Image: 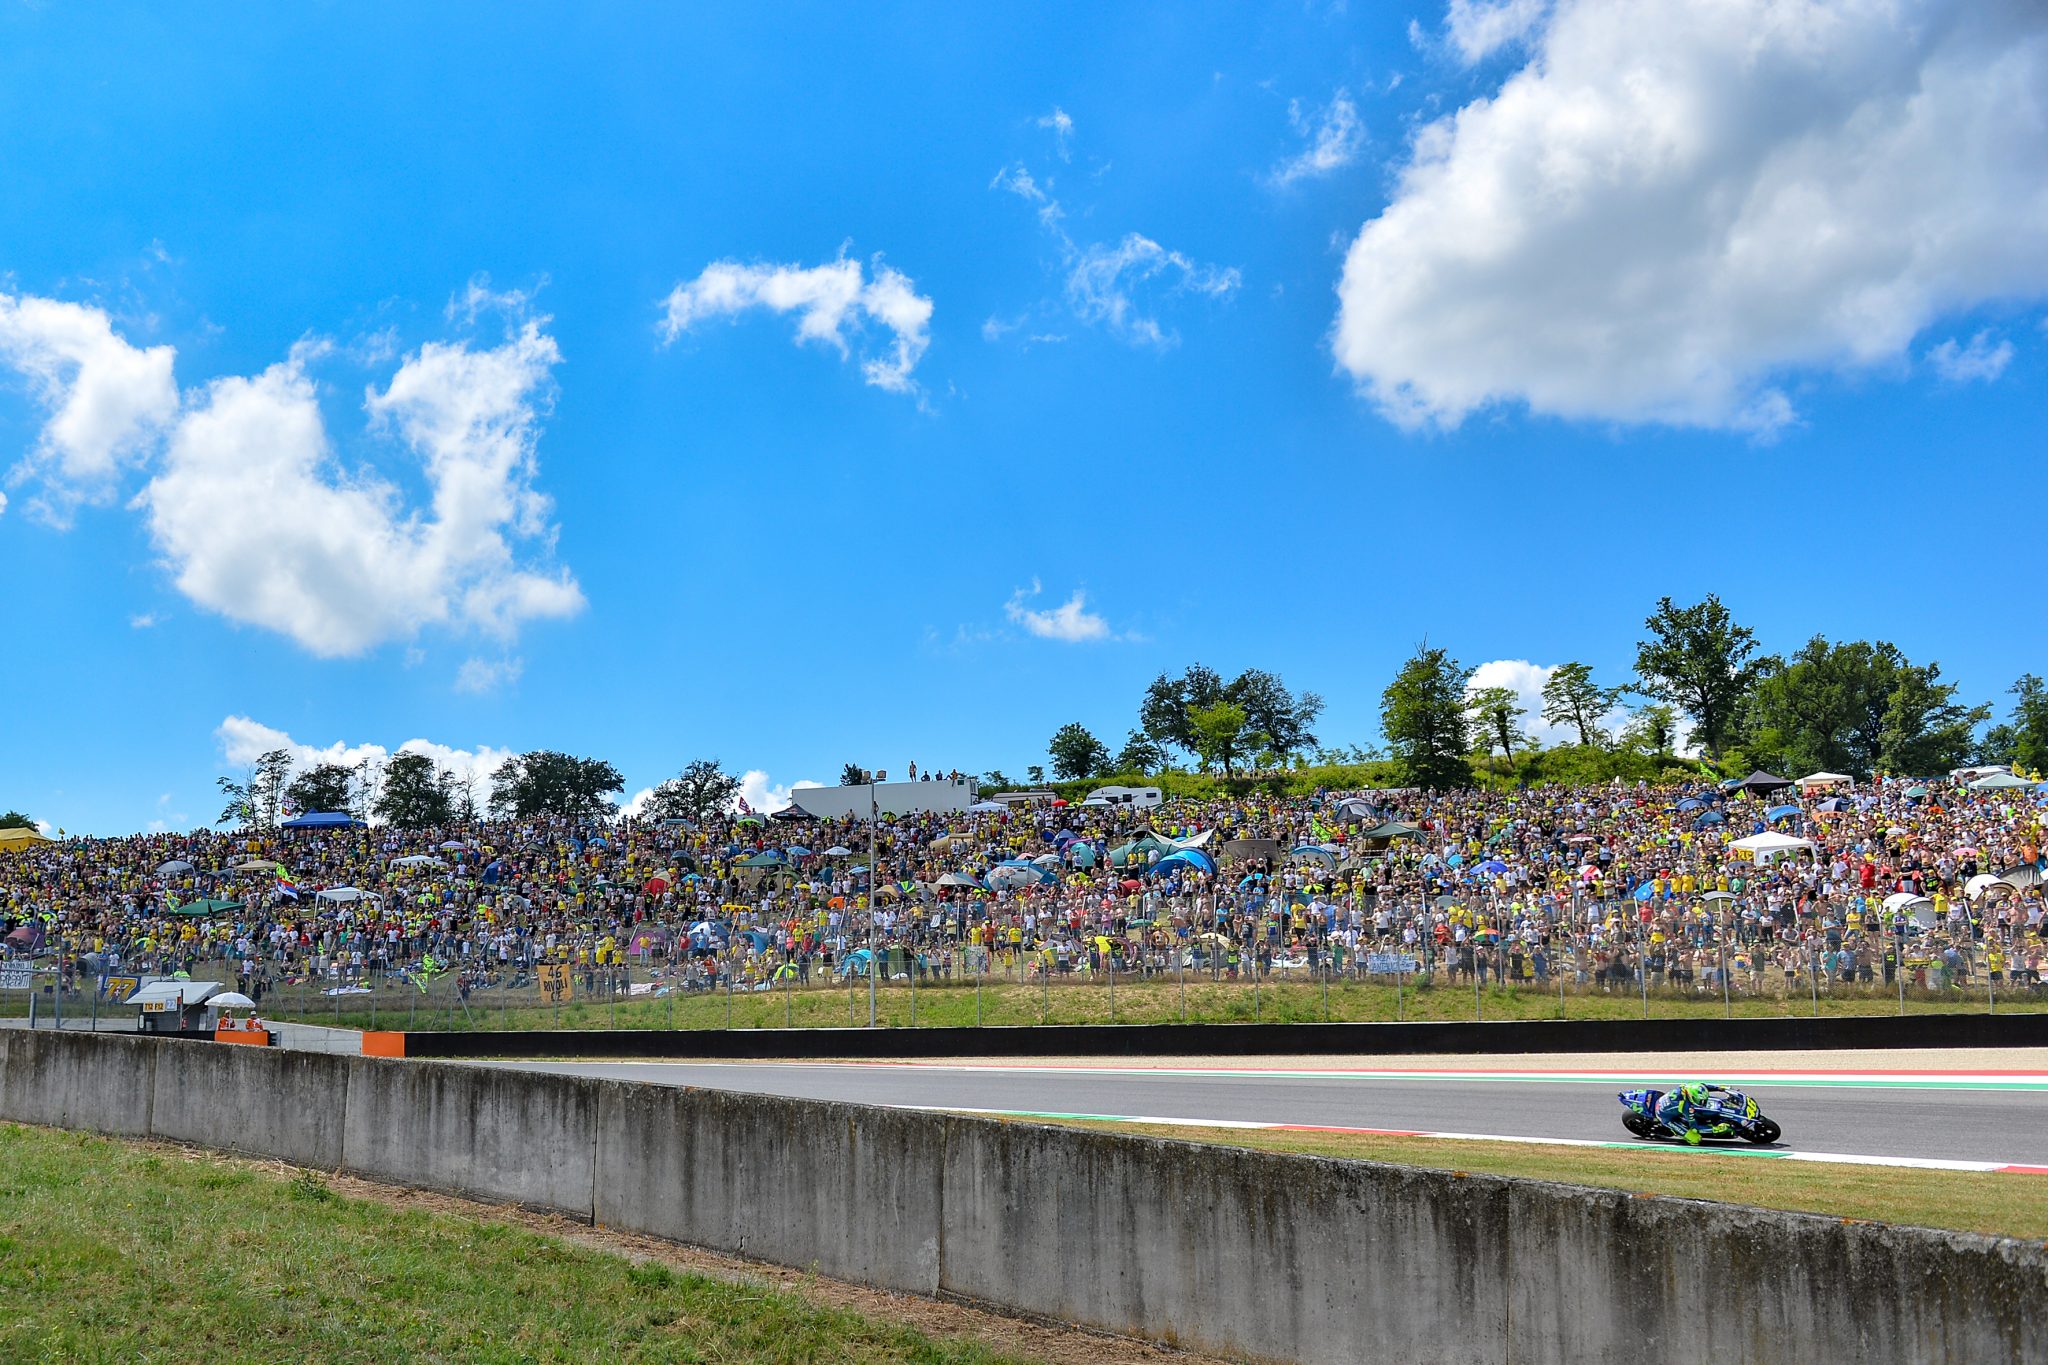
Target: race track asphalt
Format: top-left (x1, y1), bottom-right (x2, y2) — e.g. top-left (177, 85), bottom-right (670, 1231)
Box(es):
top-left (477, 1059), bottom-right (2048, 1166)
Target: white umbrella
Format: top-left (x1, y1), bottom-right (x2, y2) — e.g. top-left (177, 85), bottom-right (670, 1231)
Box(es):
top-left (208, 991), bottom-right (256, 1008)
top-left (824, 846), bottom-right (852, 857)
top-left (438, 840), bottom-right (468, 851)
top-left (391, 854), bottom-right (446, 868)
top-left (315, 886), bottom-right (379, 903)
top-left (157, 859), bottom-right (195, 875)
top-left (232, 859), bottom-right (276, 872)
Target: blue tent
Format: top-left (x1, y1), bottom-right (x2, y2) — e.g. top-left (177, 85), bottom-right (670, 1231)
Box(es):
top-left (1150, 849), bottom-right (1215, 877)
top-left (280, 811), bottom-right (362, 830)
top-left (1765, 804), bottom-right (1802, 822)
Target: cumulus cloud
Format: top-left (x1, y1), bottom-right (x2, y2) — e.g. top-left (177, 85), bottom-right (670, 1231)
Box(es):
top-left (1004, 579), bottom-right (1112, 642)
top-left (738, 770), bottom-right (822, 814)
top-left (658, 254), bottom-right (933, 394)
top-left (217, 714), bottom-right (514, 815)
top-left (1271, 91), bottom-right (1366, 186)
top-left (1442, 0), bottom-right (1547, 63)
top-left (1927, 329), bottom-right (2015, 384)
top-left (139, 318), bottom-right (583, 658)
top-left (1336, 0), bottom-right (2048, 434)
top-left (0, 291), bottom-right (178, 524)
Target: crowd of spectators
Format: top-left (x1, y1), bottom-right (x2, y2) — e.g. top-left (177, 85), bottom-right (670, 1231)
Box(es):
top-left (4, 768), bottom-right (2046, 1011)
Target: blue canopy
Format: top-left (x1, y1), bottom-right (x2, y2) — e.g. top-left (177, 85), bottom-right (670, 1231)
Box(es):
top-left (1765, 804), bottom-right (1802, 822)
top-left (280, 811), bottom-right (362, 830)
top-left (1693, 811), bottom-right (1726, 828)
top-left (1674, 798), bottom-right (1705, 811)
top-left (1474, 858), bottom-right (1508, 875)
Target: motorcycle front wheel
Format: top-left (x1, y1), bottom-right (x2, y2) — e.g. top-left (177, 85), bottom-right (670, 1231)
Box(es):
top-left (1742, 1118), bottom-right (1782, 1145)
top-left (1622, 1112), bottom-right (1655, 1138)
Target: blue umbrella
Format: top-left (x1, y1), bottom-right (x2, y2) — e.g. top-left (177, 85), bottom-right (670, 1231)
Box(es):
top-left (1675, 798), bottom-right (1704, 812)
top-left (1765, 804), bottom-right (1802, 823)
top-left (1694, 811), bottom-right (1726, 828)
top-left (1475, 858), bottom-right (1508, 875)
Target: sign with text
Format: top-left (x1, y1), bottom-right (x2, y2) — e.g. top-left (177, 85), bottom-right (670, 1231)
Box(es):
top-left (537, 962), bottom-right (572, 1004)
top-left (101, 975), bottom-right (142, 1004)
top-left (1365, 953), bottom-right (1420, 975)
top-left (0, 963), bottom-right (34, 991)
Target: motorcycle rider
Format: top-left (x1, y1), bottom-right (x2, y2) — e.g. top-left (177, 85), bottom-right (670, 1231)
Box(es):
top-left (1654, 1082), bottom-right (1718, 1145)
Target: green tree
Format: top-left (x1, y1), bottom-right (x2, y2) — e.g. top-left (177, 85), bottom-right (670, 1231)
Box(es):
top-left (1540, 662), bottom-right (1621, 747)
top-left (1465, 685), bottom-right (1528, 767)
top-left (838, 762), bottom-right (868, 786)
top-left (1632, 594), bottom-right (1765, 758)
top-left (1047, 723), bottom-right (1112, 781)
top-left (1999, 676), bottom-right (2048, 773)
top-left (1113, 729), bottom-right (1166, 774)
top-left (1380, 645), bottom-right (1472, 790)
top-left (1877, 665), bottom-right (1988, 776)
top-left (375, 751), bottom-right (456, 829)
top-left (980, 769), bottom-right (1013, 791)
top-left (1226, 668), bottom-right (1324, 761)
top-left (1187, 701), bottom-right (1252, 776)
top-left (1139, 664), bottom-right (1226, 755)
top-left (217, 748), bottom-right (292, 827)
top-left (637, 759), bottom-right (741, 823)
top-left (1026, 765), bottom-right (1045, 785)
top-left (488, 750), bottom-right (624, 821)
top-left (1620, 704), bottom-right (1679, 758)
top-left (285, 763), bottom-right (356, 817)
top-left (0, 811), bottom-right (35, 830)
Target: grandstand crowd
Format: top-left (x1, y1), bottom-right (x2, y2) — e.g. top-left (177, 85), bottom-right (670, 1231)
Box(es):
top-left (4, 769), bottom-right (2047, 1008)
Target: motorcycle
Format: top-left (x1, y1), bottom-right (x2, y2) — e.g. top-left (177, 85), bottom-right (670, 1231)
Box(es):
top-left (1617, 1085), bottom-right (1782, 1145)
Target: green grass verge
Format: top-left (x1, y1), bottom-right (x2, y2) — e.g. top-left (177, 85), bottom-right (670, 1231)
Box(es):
top-left (1050, 1120), bottom-right (2048, 1241)
top-left (277, 975), bottom-right (2048, 1033)
top-left (0, 1122), bottom-right (1043, 1365)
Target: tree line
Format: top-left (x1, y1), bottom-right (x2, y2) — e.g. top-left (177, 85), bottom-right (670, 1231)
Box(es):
top-left (1046, 595), bottom-right (2047, 791)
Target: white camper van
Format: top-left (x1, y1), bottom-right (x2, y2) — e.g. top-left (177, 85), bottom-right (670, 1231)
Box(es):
top-left (1083, 785), bottom-right (1163, 810)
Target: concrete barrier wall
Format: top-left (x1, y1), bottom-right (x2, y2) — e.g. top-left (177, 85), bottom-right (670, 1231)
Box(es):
top-left (3, 1029), bottom-right (2044, 1364)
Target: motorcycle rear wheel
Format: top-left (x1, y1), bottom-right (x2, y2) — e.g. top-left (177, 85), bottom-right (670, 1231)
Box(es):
top-left (1622, 1112), bottom-right (1655, 1138)
top-left (1742, 1118), bottom-right (1782, 1145)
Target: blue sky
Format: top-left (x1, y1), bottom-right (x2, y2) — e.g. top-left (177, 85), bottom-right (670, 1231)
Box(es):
top-left (2, 1), bottom-right (2044, 833)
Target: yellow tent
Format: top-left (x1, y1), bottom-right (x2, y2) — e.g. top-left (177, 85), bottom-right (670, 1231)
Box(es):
top-left (0, 827), bottom-right (52, 852)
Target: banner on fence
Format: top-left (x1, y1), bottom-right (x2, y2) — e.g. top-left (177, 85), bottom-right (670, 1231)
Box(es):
top-left (538, 962), bottom-right (572, 1004)
top-left (1366, 953), bottom-right (1420, 975)
top-left (101, 974), bottom-right (141, 1004)
top-left (0, 963), bottom-right (34, 991)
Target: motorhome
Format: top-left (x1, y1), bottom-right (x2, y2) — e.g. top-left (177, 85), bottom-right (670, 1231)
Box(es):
top-left (1083, 785), bottom-right (1163, 810)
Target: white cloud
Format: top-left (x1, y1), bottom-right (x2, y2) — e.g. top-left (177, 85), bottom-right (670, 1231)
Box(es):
top-left (738, 769), bottom-right (822, 814)
top-left (216, 714), bottom-right (513, 816)
top-left (1004, 578), bottom-right (1112, 642)
top-left (1336, 0), bottom-right (2048, 434)
top-left (993, 156), bottom-right (1239, 346)
top-left (453, 656), bottom-right (523, 694)
top-left (657, 254), bottom-right (933, 394)
top-left (0, 292), bottom-right (178, 524)
top-left (139, 317), bottom-right (582, 658)
top-left (1271, 92), bottom-right (1365, 186)
top-left (1065, 235), bottom-right (1241, 348)
top-left (1927, 329), bottom-right (2014, 384)
top-left (1443, 0), bottom-right (1547, 63)
top-left (129, 612), bottom-right (157, 629)
top-left (1037, 106), bottom-right (1075, 161)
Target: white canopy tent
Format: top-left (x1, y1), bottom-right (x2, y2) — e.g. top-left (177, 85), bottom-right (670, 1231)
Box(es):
top-left (1795, 772), bottom-right (1853, 791)
top-left (1882, 890), bottom-right (1939, 927)
top-left (1728, 831), bottom-right (1812, 865)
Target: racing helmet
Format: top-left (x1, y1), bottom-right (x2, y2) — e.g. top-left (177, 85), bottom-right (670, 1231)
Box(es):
top-left (1680, 1082), bottom-right (1711, 1106)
